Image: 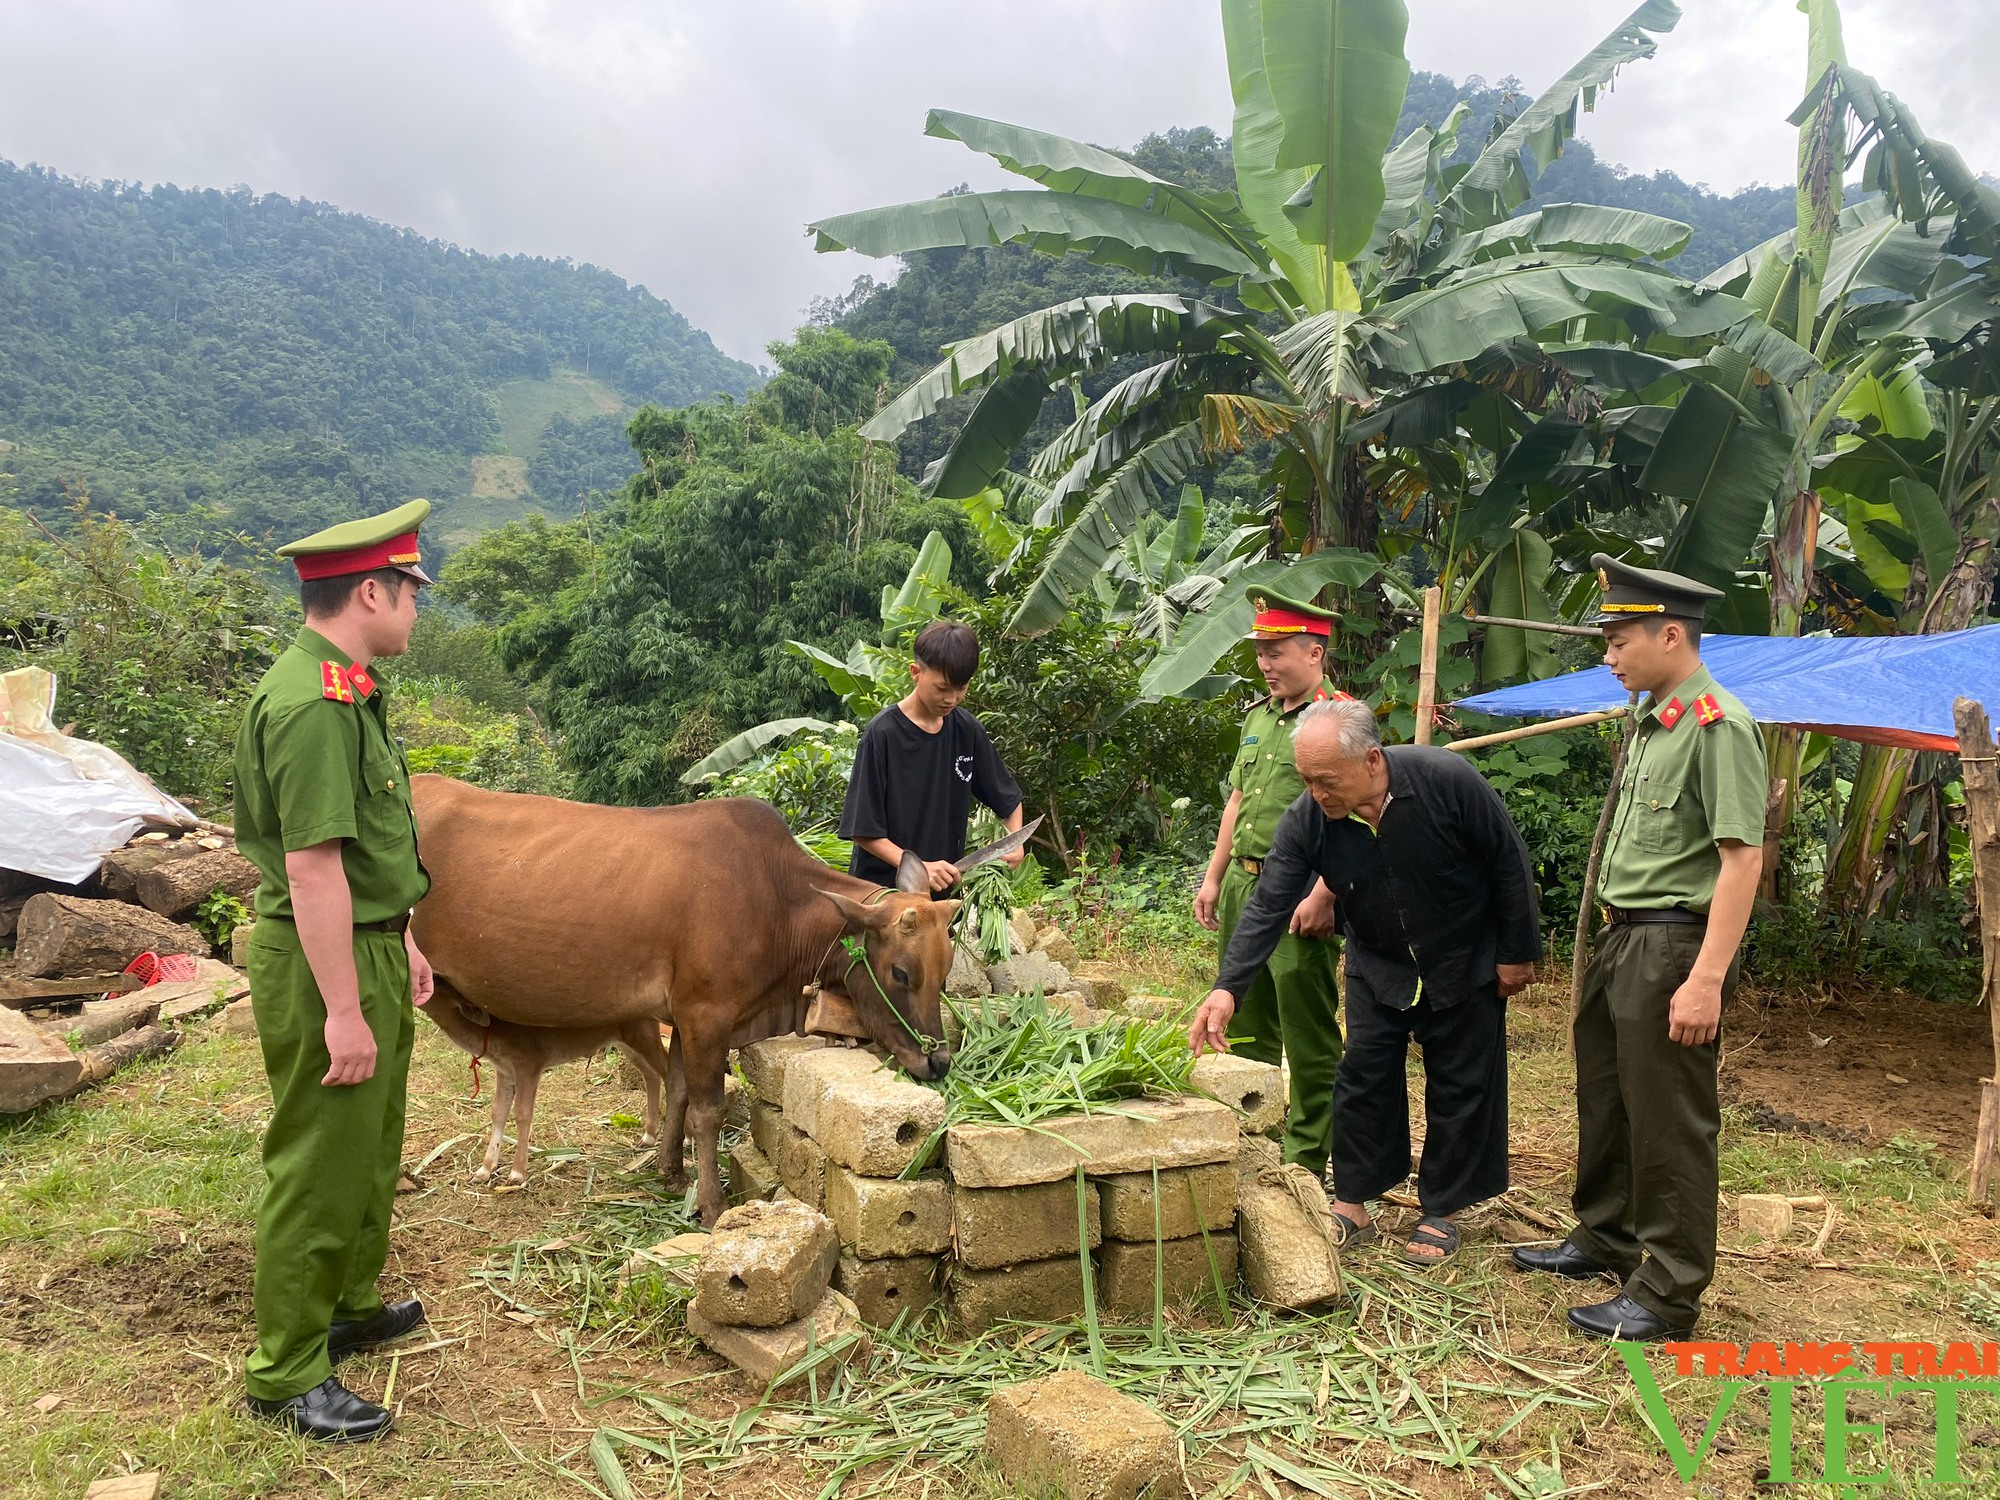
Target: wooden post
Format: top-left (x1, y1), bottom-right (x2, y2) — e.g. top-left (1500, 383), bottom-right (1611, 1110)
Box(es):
top-left (1414, 586), bottom-right (1442, 746)
top-left (1444, 707), bottom-right (1628, 754)
top-left (1956, 698), bottom-right (2000, 1204)
top-left (1570, 694), bottom-right (1643, 1045)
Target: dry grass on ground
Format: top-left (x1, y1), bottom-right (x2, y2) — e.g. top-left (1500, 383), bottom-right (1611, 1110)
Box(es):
top-left (5, 948), bottom-right (2000, 1498)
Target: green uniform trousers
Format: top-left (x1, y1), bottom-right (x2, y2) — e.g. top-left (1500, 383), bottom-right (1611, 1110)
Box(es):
top-left (1570, 921), bottom-right (1739, 1328)
top-left (1217, 862), bottom-right (1343, 1177)
top-left (244, 922), bottom-right (415, 1401)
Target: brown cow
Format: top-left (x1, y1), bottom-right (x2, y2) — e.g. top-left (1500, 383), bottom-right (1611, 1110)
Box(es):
top-left (408, 776), bottom-right (959, 1224)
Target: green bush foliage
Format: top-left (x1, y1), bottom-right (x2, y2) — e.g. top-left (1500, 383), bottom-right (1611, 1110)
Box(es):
top-left (388, 675), bottom-right (570, 799)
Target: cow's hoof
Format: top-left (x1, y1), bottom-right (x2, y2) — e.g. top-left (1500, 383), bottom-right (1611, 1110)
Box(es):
top-left (660, 1171), bottom-right (689, 1193)
top-left (506, 1171), bottom-right (527, 1187)
top-left (470, 1167), bottom-right (493, 1185)
top-left (638, 1131), bottom-right (658, 1147)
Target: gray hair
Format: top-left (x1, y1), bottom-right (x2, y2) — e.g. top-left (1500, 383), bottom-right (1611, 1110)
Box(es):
top-left (1296, 698), bottom-right (1380, 761)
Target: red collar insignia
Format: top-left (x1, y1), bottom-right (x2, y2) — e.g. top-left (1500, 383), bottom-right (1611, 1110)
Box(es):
top-left (1657, 696), bottom-right (1685, 729)
top-left (321, 660), bottom-right (355, 703)
top-left (1694, 693), bottom-right (1725, 726)
top-left (346, 665), bottom-right (376, 701)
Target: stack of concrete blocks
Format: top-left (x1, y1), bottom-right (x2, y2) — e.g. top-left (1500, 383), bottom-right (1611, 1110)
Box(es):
top-left (686, 1199), bottom-right (868, 1390)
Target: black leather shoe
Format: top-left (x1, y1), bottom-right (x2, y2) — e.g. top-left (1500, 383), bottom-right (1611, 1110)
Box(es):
top-left (1566, 1293), bottom-right (1693, 1342)
top-left (328, 1299), bottom-right (427, 1365)
top-left (1510, 1241), bottom-right (1618, 1280)
top-left (246, 1376), bottom-right (393, 1442)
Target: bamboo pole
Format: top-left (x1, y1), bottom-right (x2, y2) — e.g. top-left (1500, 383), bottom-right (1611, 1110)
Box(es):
top-left (1461, 612), bottom-right (1605, 640)
top-left (1955, 697), bottom-right (2000, 1205)
top-left (1414, 586), bottom-right (1442, 746)
top-left (1569, 694), bottom-right (1644, 1049)
top-left (1445, 707), bottom-right (1628, 754)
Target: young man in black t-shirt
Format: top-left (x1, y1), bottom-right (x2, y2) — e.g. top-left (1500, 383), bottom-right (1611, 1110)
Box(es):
top-left (838, 621), bottom-right (1025, 892)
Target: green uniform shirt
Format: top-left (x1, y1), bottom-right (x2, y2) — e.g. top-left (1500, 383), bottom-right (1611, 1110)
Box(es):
top-left (1227, 681), bottom-right (1348, 862)
top-left (1596, 664), bottom-right (1766, 912)
top-left (233, 627), bottom-right (429, 923)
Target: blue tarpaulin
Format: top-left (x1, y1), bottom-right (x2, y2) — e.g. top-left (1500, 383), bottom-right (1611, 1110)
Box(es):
top-left (1456, 624), bottom-right (2000, 752)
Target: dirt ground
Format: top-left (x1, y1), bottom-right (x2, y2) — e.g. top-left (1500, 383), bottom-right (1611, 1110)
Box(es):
top-left (6, 970), bottom-right (2000, 1499)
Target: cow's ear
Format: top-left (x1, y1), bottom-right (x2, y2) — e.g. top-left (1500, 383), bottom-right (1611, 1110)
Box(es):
top-left (817, 889), bottom-right (892, 932)
top-left (894, 851), bottom-right (929, 893)
top-left (932, 899), bottom-right (963, 926)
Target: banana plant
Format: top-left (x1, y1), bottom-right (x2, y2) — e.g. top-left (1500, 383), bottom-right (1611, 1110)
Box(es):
top-left (1091, 485), bottom-right (1264, 644)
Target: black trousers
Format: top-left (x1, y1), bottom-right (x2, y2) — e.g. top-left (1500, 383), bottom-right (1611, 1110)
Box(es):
top-left (1331, 965), bottom-right (1510, 1217)
top-left (1570, 921), bottom-right (1736, 1326)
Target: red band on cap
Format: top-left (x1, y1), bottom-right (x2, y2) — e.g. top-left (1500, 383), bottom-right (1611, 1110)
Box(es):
top-left (293, 531), bottom-right (423, 581)
top-left (1251, 608), bottom-right (1332, 637)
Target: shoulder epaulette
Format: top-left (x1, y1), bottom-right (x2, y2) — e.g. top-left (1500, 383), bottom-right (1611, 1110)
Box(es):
top-left (1693, 693), bottom-right (1725, 727)
top-left (321, 661), bottom-right (355, 703)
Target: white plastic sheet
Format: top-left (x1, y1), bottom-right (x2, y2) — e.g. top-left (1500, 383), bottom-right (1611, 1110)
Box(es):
top-left (0, 667), bottom-right (196, 883)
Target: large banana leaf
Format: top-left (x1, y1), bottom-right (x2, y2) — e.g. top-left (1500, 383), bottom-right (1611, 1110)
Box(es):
top-left (1815, 64), bottom-right (2000, 258)
top-left (860, 295), bottom-right (1247, 444)
top-left (1010, 423), bottom-right (1209, 634)
top-left (1430, 203), bottom-right (1693, 272)
top-left (1442, 0), bottom-right (1682, 231)
top-left (1138, 550), bottom-right (1383, 699)
top-left (1365, 257), bottom-right (1749, 375)
top-left (1219, 0), bottom-right (1323, 307)
top-left (680, 718), bottom-right (840, 787)
top-left (879, 529), bottom-right (955, 639)
top-left (1260, 0), bottom-right (1410, 264)
top-left (1644, 382), bottom-right (1791, 588)
top-left (808, 190), bottom-right (1256, 284)
top-left (1274, 305), bottom-right (1373, 409)
top-left (926, 371), bottom-right (1048, 500)
top-left (1888, 475), bottom-right (1956, 597)
top-left (1481, 528), bottom-right (1559, 683)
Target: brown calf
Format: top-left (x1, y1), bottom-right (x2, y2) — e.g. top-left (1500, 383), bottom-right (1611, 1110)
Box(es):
top-left (418, 994), bottom-right (670, 1186)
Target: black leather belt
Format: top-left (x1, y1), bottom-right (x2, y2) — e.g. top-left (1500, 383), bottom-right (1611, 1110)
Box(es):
top-left (266, 912), bottom-right (410, 935)
top-left (1604, 906), bottom-right (1705, 927)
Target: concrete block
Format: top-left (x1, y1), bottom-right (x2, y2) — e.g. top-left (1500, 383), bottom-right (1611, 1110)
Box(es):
top-left (814, 1068), bottom-right (946, 1177)
top-left (1737, 1193), bottom-right (1794, 1242)
top-left (622, 1230), bottom-right (710, 1283)
top-left (694, 1199), bottom-right (839, 1328)
top-left (955, 1179), bottom-right (1102, 1270)
top-left (1233, 1135), bottom-right (1281, 1182)
top-left (781, 1047), bottom-right (886, 1137)
top-left (834, 1252), bottom-right (941, 1328)
top-left (1236, 1179), bottom-right (1342, 1310)
top-left (687, 1287), bottom-right (870, 1393)
top-left (738, 1034), bottom-right (826, 1103)
top-left (824, 1164), bottom-right (952, 1258)
top-left (985, 1369), bottom-right (1189, 1500)
top-left (770, 1118), bottom-right (829, 1210)
top-left (1191, 1053), bottom-right (1286, 1136)
top-left (988, 951), bottom-right (1073, 997)
top-left (724, 1072), bottom-right (749, 1131)
top-left (1033, 926), bottom-right (1079, 967)
top-left (1067, 961), bottom-right (1129, 1012)
top-left (1095, 1162), bottom-right (1239, 1241)
top-left (726, 1140), bottom-right (781, 1206)
top-left (749, 1098), bottom-right (787, 1163)
top-left (950, 1255), bottom-right (1093, 1335)
top-left (947, 1098), bottom-right (1239, 1189)
top-left (1098, 1234), bottom-right (1238, 1319)
top-left (229, 921), bottom-right (253, 967)
top-left (947, 944), bottom-right (992, 997)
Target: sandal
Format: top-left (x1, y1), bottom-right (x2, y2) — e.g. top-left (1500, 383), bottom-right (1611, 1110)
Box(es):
top-left (1330, 1211), bottom-right (1375, 1249)
top-left (1400, 1216), bottom-right (1460, 1267)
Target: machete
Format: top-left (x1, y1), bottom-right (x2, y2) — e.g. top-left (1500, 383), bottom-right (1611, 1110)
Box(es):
top-left (890, 814), bottom-right (1045, 893)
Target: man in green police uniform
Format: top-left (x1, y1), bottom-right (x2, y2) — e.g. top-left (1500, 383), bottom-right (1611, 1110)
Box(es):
top-left (234, 500), bottom-right (437, 1440)
top-left (1193, 591), bottom-right (1350, 1176)
top-left (1512, 554), bottom-right (1765, 1340)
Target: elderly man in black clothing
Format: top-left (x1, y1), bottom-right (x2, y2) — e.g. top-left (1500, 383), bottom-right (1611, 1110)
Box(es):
top-left (1189, 698), bottom-right (1542, 1267)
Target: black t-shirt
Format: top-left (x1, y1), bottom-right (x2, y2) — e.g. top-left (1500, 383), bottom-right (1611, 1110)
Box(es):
top-left (838, 704), bottom-right (1023, 886)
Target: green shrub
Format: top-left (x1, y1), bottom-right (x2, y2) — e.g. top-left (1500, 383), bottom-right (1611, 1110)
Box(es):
top-left (389, 675), bottom-right (571, 798)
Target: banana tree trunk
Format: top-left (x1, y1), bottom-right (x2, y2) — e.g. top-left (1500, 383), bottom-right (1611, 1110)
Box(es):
top-left (1761, 489), bottom-right (1822, 896)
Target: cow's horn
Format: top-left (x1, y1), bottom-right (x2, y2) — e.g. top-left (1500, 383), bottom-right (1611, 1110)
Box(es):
top-left (897, 907), bottom-right (919, 934)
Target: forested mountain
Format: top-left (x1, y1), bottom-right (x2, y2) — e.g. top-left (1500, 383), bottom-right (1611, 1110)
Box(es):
top-left (0, 162), bottom-right (755, 548)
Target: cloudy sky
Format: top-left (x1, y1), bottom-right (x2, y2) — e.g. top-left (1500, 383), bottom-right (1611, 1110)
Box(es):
top-left (1, 1), bottom-right (1991, 366)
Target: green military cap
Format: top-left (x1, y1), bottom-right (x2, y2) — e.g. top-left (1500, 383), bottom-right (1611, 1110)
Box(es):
top-left (278, 499), bottom-right (434, 584)
top-left (1588, 551), bottom-right (1721, 626)
top-left (1246, 589), bottom-right (1343, 640)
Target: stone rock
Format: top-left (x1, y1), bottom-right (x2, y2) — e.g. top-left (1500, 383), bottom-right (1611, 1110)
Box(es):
top-left (214, 996), bottom-right (258, 1038)
top-left (985, 1370), bottom-right (1189, 1500)
top-left (1233, 1135), bottom-right (1281, 1182)
top-left (947, 1098), bottom-right (1238, 1189)
top-left (1737, 1193), bottom-right (1794, 1242)
top-left (947, 944), bottom-right (993, 997)
top-left (1236, 1179), bottom-right (1343, 1310)
top-left (1095, 1162), bottom-right (1239, 1241)
top-left (824, 1165), bottom-right (952, 1258)
top-left (622, 1230), bottom-right (711, 1283)
top-left (687, 1287), bottom-right (870, 1392)
top-left (1121, 994), bottom-right (1191, 1024)
top-left (694, 1199), bottom-right (839, 1329)
top-left (987, 951), bottom-right (1073, 997)
top-left (780, 1047), bottom-right (886, 1138)
top-left (955, 1179), bottom-right (1102, 1270)
top-left (770, 1118), bottom-right (830, 1210)
top-left (1067, 961), bottom-right (1130, 1012)
top-left (1098, 1234), bottom-right (1239, 1319)
top-left (1033, 926), bottom-right (1079, 968)
top-left (1191, 1053), bottom-right (1286, 1136)
top-left (1044, 991), bottom-right (1110, 1028)
top-left (834, 1252), bottom-right (942, 1327)
top-left (726, 1140), bottom-right (781, 1206)
top-left (814, 1068), bottom-right (946, 1177)
top-left (1007, 910), bottom-right (1038, 955)
top-left (738, 1034), bottom-right (826, 1104)
top-left (229, 921), bottom-right (254, 968)
top-left (951, 1256), bottom-right (1093, 1335)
